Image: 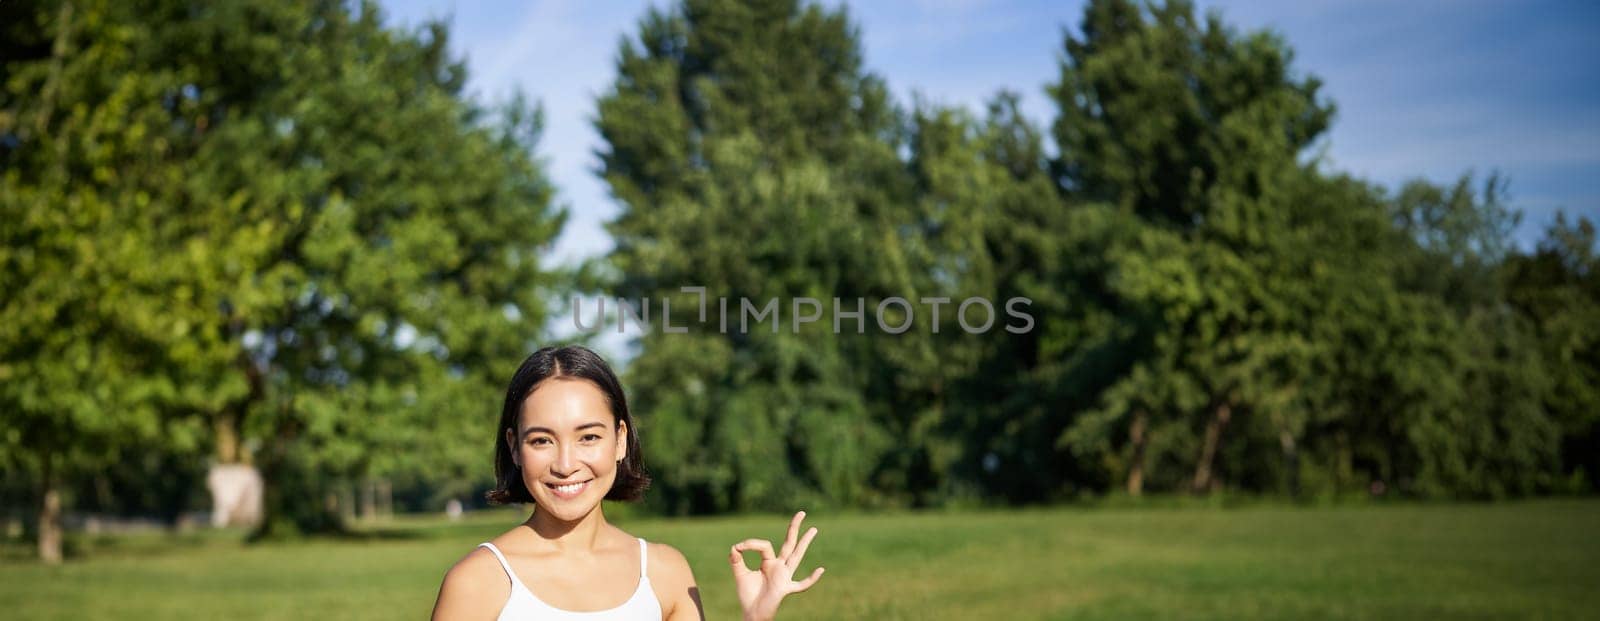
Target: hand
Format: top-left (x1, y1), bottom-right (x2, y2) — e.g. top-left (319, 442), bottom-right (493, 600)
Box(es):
top-left (729, 511), bottom-right (825, 621)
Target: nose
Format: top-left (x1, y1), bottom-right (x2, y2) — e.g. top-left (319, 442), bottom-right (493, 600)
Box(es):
top-left (552, 443), bottom-right (577, 477)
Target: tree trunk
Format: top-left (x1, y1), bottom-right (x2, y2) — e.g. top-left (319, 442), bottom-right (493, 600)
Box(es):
top-left (215, 410), bottom-right (241, 464)
top-left (341, 484), bottom-right (356, 522)
top-left (378, 479), bottom-right (393, 519)
top-left (1336, 431), bottom-right (1352, 491)
top-left (209, 410), bottom-right (264, 528)
top-left (38, 451), bottom-right (63, 564)
top-left (1191, 402), bottom-right (1232, 493)
top-left (218, 347), bottom-right (265, 466)
top-left (1125, 408), bottom-right (1148, 496)
top-left (1279, 427), bottom-right (1300, 496)
top-left (361, 479), bottom-right (377, 521)
top-left (33, 1), bottom-right (74, 140)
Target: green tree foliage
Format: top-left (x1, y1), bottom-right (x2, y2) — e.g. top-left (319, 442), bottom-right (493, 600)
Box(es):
top-left (6, 0), bottom-right (1596, 565)
top-left (2, 0), bottom-right (565, 557)
top-left (598, 0), bottom-right (1596, 509)
top-left (597, 0), bottom-right (921, 513)
top-left (1048, 0), bottom-right (1340, 496)
top-left (1046, 0), bottom-right (1575, 500)
top-left (1506, 215), bottom-right (1600, 490)
top-left (901, 95), bottom-right (1091, 503)
top-left (2, 0), bottom-right (213, 563)
top-left (1373, 177), bottom-right (1561, 497)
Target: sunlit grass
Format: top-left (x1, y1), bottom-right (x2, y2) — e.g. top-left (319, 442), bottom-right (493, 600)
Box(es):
top-left (2, 500), bottom-right (1596, 619)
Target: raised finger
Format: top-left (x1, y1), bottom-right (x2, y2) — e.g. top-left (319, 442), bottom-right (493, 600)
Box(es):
top-left (780, 511), bottom-right (806, 557)
top-left (733, 538), bottom-right (777, 562)
top-left (787, 525), bottom-right (818, 568)
top-left (790, 567), bottom-right (825, 593)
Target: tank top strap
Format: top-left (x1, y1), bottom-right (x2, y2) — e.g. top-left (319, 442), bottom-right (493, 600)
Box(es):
top-left (477, 542), bottom-right (527, 591)
top-left (637, 538), bottom-right (649, 579)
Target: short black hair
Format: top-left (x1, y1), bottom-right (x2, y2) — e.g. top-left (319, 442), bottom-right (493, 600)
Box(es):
top-left (486, 345), bottom-right (649, 504)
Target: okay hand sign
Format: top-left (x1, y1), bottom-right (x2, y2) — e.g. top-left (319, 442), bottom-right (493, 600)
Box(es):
top-left (728, 511), bottom-right (825, 621)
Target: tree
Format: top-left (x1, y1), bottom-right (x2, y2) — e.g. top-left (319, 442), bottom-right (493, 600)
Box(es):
top-left (1363, 176), bottom-right (1561, 497)
top-left (1505, 214), bottom-right (1600, 490)
top-left (1047, 0), bottom-right (1336, 495)
top-left (598, 0), bottom-right (944, 512)
top-left (2, 0), bottom-right (566, 556)
top-left (2, 0), bottom-right (211, 563)
top-left (902, 94), bottom-right (1098, 503)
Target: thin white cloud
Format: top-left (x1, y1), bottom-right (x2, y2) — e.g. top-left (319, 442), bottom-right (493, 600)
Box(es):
top-left (383, 0), bottom-right (1597, 261)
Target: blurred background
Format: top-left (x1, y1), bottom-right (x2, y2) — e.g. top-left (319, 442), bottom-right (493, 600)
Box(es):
top-left (2, 0), bottom-right (1598, 618)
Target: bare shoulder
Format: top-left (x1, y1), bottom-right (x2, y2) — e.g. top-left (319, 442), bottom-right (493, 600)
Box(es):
top-left (647, 541), bottom-right (695, 583)
top-left (431, 546), bottom-right (510, 621)
top-left (645, 541), bottom-right (703, 620)
top-left (445, 545), bottom-right (506, 585)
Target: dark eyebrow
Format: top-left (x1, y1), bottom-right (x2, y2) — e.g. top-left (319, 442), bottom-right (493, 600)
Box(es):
top-left (520, 421), bottom-right (607, 438)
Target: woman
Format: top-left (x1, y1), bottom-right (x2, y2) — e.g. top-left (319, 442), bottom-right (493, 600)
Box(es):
top-left (431, 345), bottom-right (824, 620)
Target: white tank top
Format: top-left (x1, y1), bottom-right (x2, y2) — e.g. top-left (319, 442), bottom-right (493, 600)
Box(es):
top-left (477, 538), bottom-right (663, 620)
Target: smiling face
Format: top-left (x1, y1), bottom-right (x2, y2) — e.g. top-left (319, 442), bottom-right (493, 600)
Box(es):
top-left (505, 378), bottom-right (628, 522)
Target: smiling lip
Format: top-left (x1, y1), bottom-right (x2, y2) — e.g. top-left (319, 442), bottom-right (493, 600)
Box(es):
top-left (544, 479), bottom-right (593, 499)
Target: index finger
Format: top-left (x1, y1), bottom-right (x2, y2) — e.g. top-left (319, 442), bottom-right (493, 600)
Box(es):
top-left (733, 538), bottom-right (777, 562)
top-left (780, 511), bottom-right (807, 557)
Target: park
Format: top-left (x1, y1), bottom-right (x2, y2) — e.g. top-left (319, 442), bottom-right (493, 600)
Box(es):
top-left (3, 0), bottom-right (1597, 618)
top-left (4, 501), bottom-right (1599, 618)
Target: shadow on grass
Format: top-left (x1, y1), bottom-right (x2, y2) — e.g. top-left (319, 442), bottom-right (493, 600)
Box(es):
top-left (1, 528), bottom-right (236, 563)
top-left (245, 518), bottom-right (432, 544)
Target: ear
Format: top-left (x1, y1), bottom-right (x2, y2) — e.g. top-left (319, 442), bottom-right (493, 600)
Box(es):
top-left (614, 419), bottom-right (629, 463)
top-left (505, 427), bottom-right (520, 468)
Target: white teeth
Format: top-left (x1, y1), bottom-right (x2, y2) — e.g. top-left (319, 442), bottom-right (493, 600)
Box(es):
top-left (552, 481), bottom-right (586, 494)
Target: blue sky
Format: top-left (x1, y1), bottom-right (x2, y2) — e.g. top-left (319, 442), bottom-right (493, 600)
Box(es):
top-left (378, 0), bottom-right (1599, 264)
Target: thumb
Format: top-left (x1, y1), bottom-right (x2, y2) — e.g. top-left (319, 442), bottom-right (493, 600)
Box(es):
top-left (729, 545), bottom-right (752, 576)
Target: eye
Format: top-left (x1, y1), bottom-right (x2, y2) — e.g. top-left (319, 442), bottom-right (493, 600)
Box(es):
top-left (580, 433), bottom-right (602, 443)
top-left (529, 436), bottom-right (552, 446)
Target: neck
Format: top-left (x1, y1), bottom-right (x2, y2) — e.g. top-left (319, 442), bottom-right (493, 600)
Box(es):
top-left (525, 503), bottom-right (609, 551)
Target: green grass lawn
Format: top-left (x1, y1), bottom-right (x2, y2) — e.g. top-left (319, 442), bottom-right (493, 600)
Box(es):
top-left (2, 499), bottom-right (1597, 619)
